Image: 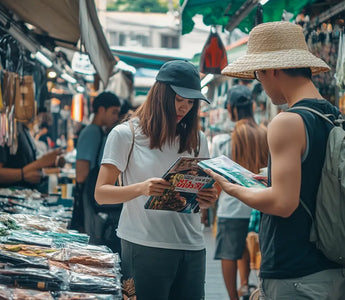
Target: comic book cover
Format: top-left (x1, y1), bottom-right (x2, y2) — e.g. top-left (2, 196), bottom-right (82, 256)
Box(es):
top-left (197, 155), bottom-right (266, 189)
top-left (144, 157), bottom-right (215, 213)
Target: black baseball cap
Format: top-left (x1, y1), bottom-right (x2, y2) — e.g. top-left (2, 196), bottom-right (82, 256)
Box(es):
top-left (156, 60), bottom-right (210, 103)
top-left (225, 85), bottom-right (252, 108)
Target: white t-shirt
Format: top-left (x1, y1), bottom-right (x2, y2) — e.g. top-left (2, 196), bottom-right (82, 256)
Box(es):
top-left (211, 133), bottom-right (252, 219)
top-left (102, 118), bottom-right (209, 250)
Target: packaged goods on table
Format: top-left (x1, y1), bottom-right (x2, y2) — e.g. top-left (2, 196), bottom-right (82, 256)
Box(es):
top-left (0, 249), bottom-right (49, 269)
top-left (0, 267), bottom-right (67, 291)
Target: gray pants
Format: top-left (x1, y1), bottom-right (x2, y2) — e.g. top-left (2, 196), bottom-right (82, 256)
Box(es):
top-left (121, 239), bottom-right (206, 300)
top-left (260, 268), bottom-right (345, 300)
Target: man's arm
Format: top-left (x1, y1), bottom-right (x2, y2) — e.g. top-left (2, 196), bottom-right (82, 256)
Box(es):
top-left (206, 112), bottom-right (306, 217)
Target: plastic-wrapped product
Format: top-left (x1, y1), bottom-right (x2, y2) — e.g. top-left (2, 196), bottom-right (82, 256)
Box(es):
top-left (2, 230), bottom-right (53, 247)
top-left (11, 287), bottom-right (54, 299)
top-left (0, 284), bottom-right (11, 300)
top-left (64, 242), bottom-right (112, 253)
top-left (1, 243), bottom-right (58, 258)
top-left (69, 263), bottom-right (117, 278)
top-left (0, 267), bottom-right (66, 291)
top-left (0, 249), bottom-right (49, 269)
top-left (57, 291), bottom-right (118, 299)
top-left (69, 272), bottom-right (122, 295)
top-left (49, 248), bottom-right (117, 268)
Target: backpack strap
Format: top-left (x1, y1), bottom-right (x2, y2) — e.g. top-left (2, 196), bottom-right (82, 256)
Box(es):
top-left (288, 106), bottom-right (335, 126)
top-left (287, 106), bottom-right (339, 243)
top-left (299, 198), bottom-right (318, 242)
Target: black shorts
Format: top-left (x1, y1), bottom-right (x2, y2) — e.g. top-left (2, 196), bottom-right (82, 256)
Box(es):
top-left (214, 218), bottom-right (249, 260)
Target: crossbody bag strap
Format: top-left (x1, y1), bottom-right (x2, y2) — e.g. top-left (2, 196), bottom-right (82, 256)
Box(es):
top-left (194, 132), bottom-right (200, 157)
top-left (119, 119), bottom-right (135, 186)
top-left (125, 119), bottom-right (135, 171)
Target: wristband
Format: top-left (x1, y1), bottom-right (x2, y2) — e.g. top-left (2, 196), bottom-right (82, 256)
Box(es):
top-left (21, 168), bottom-right (24, 182)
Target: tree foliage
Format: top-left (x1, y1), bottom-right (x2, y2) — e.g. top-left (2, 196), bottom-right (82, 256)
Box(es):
top-left (107, 0), bottom-right (179, 13)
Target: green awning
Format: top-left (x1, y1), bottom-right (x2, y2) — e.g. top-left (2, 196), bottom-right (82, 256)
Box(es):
top-left (111, 47), bottom-right (189, 70)
top-left (180, 0), bottom-right (317, 34)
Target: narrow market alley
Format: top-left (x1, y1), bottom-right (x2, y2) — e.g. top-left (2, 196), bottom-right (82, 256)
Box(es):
top-left (204, 226), bottom-right (259, 299)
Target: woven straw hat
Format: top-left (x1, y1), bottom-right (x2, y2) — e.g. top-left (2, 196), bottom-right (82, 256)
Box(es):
top-left (222, 21), bottom-right (330, 79)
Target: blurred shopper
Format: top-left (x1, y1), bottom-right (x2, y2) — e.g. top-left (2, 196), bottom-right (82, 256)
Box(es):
top-left (0, 121), bottom-right (63, 192)
top-left (212, 85), bottom-right (268, 300)
top-left (95, 60), bottom-right (218, 299)
top-left (207, 21), bottom-right (345, 299)
top-left (73, 91), bottom-right (121, 251)
top-left (252, 83), bottom-right (269, 126)
top-left (34, 122), bottom-right (53, 152)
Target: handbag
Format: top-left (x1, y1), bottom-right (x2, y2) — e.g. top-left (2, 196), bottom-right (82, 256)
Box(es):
top-left (14, 52), bottom-right (35, 122)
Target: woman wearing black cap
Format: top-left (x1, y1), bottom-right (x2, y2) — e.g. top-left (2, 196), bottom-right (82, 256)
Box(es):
top-left (95, 60), bottom-right (218, 299)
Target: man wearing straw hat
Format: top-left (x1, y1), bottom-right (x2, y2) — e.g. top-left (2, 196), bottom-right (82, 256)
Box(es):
top-left (205, 21), bottom-right (345, 299)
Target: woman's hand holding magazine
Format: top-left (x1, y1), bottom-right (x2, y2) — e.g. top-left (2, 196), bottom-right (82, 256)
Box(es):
top-left (195, 185), bottom-right (219, 209)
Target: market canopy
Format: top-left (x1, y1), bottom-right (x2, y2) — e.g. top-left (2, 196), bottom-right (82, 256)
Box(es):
top-left (0, 0), bottom-right (115, 86)
top-left (180, 0), bottom-right (318, 34)
top-left (111, 47), bottom-right (190, 70)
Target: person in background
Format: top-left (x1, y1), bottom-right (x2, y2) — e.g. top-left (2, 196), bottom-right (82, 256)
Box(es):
top-left (72, 92), bottom-right (121, 245)
top-left (252, 83), bottom-right (269, 126)
top-left (207, 21), bottom-right (345, 299)
top-left (34, 122), bottom-right (53, 151)
top-left (0, 121), bottom-right (63, 192)
top-left (95, 60), bottom-right (218, 299)
top-left (212, 85), bottom-right (268, 300)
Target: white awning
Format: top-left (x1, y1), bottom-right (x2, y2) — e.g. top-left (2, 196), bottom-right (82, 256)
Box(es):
top-left (0, 0), bottom-right (115, 86)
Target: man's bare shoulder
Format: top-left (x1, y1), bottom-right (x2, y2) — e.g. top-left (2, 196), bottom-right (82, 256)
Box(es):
top-left (268, 111), bottom-right (305, 150)
top-left (269, 111), bottom-right (304, 131)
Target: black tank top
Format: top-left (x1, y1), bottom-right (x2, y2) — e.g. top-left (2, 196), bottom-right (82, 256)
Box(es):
top-left (259, 99), bottom-right (341, 279)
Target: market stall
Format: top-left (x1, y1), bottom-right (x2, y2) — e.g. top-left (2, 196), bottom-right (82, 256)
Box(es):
top-left (0, 2), bottom-right (127, 298)
top-left (0, 188), bottom-right (123, 299)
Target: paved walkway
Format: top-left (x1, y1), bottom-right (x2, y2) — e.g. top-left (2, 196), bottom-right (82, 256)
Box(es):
top-left (204, 226), bottom-right (259, 300)
top-left (204, 226), bottom-right (228, 299)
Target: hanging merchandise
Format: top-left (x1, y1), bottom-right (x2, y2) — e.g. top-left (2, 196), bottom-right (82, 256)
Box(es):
top-left (200, 26), bottom-right (228, 75)
top-left (306, 21), bottom-right (342, 105)
top-left (335, 31), bottom-right (345, 90)
top-left (71, 93), bottom-right (84, 123)
top-left (0, 35), bottom-right (19, 153)
top-left (14, 75), bottom-right (35, 123)
top-left (255, 3), bottom-right (263, 26)
top-left (0, 71), bottom-right (3, 111)
top-left (339, 92), bottom-right (345, 115)
top-left (14, 51), bottom-right (35, 123)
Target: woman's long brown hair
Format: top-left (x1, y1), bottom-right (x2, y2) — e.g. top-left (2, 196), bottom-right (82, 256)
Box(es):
top-left (133, 82), bottom-right (200, 154)
top-left (232, 118), bottom-right (268, 173)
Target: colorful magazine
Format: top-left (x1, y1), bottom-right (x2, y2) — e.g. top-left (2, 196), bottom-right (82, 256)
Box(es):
top-left (197, 155), bottom-right (266, 189)
top-left (144, 157), bottom-right (215, 213)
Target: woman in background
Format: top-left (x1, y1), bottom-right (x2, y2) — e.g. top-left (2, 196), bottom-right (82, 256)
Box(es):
top-left (212, 84), bottom-right (268, 300)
